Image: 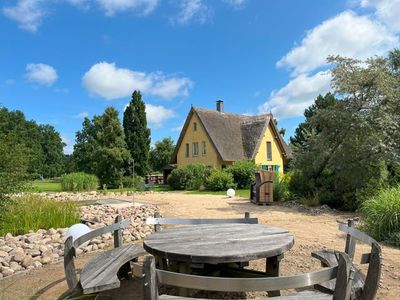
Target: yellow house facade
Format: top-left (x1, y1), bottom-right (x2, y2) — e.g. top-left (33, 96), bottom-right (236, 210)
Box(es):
top-left (171, 101), bottom-right (291, 173)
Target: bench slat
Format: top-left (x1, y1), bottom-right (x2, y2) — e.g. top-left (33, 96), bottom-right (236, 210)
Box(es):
top-left (80, 244), bottom-right (146, 294)
top-left (146, 217), bottom-right (258, 225)
top-left (312, 249), bottom-right (364, 298)
top-left (159, 290), bottom-right (332, 300)
top-left (73, 219), bottom-right (129, 249)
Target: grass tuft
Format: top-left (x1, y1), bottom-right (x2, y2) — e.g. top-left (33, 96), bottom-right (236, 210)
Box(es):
top-left (361, 185), bottom-right (400, 243)
top-left (0, 195), bottom-right (80, 236)
top-left (61, 172), bottom-right (99, 192)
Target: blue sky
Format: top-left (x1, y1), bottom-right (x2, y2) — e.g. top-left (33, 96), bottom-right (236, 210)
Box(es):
top-left (1, 0), bottom-right (399, 154)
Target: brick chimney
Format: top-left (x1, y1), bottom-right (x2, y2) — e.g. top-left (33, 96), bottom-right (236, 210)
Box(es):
top-left (216, 100), bottom-right (224, 112)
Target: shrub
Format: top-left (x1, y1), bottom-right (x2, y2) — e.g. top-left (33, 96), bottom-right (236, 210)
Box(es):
top-left (205, 169), bottom-right (236, 191)
top-left (167, 164), bottom-right (212, 190)
top-left (167, 168), bottom-right (187, 190)
top-left (273, 172), bottom-right (293, 201)
top-left (0, 195), bottom-right (80, 235)
top-left (361, 185), bottom-right (400, 242)
top-left (61, 172), bottom-right (99, 192)
top-left (120, 176), bottom-right (144, 189)
top-left (226, 160), bottom-right (258, 189)
top-left (287, 170), bottom-right (314, 198)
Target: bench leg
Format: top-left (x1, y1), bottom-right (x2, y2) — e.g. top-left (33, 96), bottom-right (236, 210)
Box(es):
top-left (178, 262), bottom-right (191, 297)
top-left (266, 255), bottom-right (281, 297)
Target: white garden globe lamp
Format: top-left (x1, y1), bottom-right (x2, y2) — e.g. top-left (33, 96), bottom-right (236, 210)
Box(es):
top-left (66, 223), bottom-right (91, 247)
top-left (227, 188), bottom-right (235, 198)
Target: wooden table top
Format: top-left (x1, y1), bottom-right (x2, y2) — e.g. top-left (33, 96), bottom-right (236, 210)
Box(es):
top-left (143, 224), bottom-right (294, 264)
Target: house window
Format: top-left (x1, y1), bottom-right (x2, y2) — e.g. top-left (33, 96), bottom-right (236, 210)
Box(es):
top-left (193, 142), bottom-right (199, 156)
top-left (266, 141), bottom-right (272, 161)
top-left (193, 122), bottom-right (197, 131)
top-left (202, 141), bottom-right (206, 155)
top-left (185, 143), bottom-right (189, 158)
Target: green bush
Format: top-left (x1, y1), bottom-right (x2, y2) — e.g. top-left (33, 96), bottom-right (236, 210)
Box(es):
top-left (205, 169), bottom-right (236, 191)
top-left (61, 172), bottom-right (99, 192)
top-left (0, 195), bottom-right (80, 235)
top-left (120, 176), bottom-right (144, 189)
top-left (287, 170), bottom-right (314, 198)
top-left (273, 172), bottom-right (293, 201)
top-left (167, 168), bottom-right (187, 190)
top-left (361, 185), bottom-right (400, 243)
top-left (226, 160), bottom-right (258, 189)
top-left (168, 164), bottom-right (212, 190)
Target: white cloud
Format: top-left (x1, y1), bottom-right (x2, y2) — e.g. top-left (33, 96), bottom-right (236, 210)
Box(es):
top-left (145, 104), bottom-right (176, 128)
top-left (82, 62), bottom-right (193, 100)
top-left (222, 0), bottom-right (247, 9)
top-left (74, 112), bottom-right (89, 119)
top-left (171, 123), bottom-right (184, 132)
top-left (3, 0), bottom-right (46, 32)
top-left (360, 0), bottom-right (400, 32)
top-left (173, 0), bottom-right (212, 25)
top-left (26, 63), bottom-right (58, 86)
top-left (61, 135), bottom-right (74, 155)
top-left (277, 11), bottom-right (399, 76)
top-left (97, 0), bottom-right (158, 16)
top-left (258, 71), bottom-right (332, 119)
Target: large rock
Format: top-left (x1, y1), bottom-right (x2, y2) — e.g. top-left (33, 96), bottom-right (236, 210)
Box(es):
top-left (1, 266), bottom-right (14, 276)
top-left (10, 247), bottom-right (25, 262)
top-left (22, 255), bottom-right (33, 268)
top-left (9, 261), bottom-right (21, 271)
top-left (0, 246), bottom-right (13, 253)
top-left (0, 250), bottom-right (8, 258)
top-left (27, 249), bottom-right (41, 257)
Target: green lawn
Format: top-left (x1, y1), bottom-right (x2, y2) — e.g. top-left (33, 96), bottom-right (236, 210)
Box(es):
top-left (187, 189), bottom-right (250, 198)
top-left (29, 181), bottom-right (245, 198)
top-left (30, 180), bottom-right (62, 192)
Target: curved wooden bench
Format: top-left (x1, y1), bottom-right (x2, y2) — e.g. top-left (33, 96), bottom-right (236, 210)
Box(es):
top-left (311, 220), bottom-right (382, 300)
top-left (139, 252), bottom-right (354, 300)
top-left (64, 216), bottom-right (146, 295)
top-left (80, 243), bottom-right (146, 294)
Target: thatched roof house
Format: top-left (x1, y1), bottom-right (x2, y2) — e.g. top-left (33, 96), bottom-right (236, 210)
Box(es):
top-left (171, 101), bottom-right (290, 172)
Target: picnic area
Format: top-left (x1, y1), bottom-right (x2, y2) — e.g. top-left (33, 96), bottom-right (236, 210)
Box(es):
top-left (0, 192), bottom-right (399, 300)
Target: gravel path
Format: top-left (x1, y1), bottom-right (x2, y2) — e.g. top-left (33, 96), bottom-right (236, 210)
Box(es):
top-left (0, 191), bottom-right (399, 299)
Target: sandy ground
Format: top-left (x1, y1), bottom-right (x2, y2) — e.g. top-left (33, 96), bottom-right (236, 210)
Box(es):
top-left (0, 192), bottom-right (399, 300)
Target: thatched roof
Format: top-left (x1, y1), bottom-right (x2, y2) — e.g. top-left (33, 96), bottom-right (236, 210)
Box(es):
top-left (171, 106), bottom-right (291, 163)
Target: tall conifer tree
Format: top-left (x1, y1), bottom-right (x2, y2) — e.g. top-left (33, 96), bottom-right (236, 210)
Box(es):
top-left (123, 91), bottom-right (151, 176)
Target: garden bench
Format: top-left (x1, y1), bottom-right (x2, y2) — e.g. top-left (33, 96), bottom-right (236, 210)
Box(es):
top-left (146, 212), bottom-right (258, 232)
top-left (138, 251), bottom-right (354, 300)
top-left (63, 216), bottom-right (146, 295)
top-left (311, 220), bottom-right (382, 300)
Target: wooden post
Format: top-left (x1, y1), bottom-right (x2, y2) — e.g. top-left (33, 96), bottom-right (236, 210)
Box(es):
top-left (345, 219), bottom-right (356, 259)
top-left (244, 212), bottom-right (250, 222)
top-left (143, 256), bottom-right (158, 300)
top-left (266, 255), bottom-right (281, 297)
top-left (333, 252), bottom-right (353, 300)
top-left (154, 212), bottom-right (161, 232)
top-left (64, 236), bottom-right (78, 290)
top-left (114, 215), bottom-right (123, 248)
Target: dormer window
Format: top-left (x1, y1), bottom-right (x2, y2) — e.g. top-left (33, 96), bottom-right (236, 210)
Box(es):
top-left (193, 122), bottom-right (197, 131)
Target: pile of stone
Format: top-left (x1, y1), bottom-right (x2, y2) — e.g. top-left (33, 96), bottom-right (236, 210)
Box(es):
top-left (35, 191), bottom-right (160, 202)
top-left (282, 200), bottom-right (337, 215)
top-left (0, 204), bottom-right (158, 279)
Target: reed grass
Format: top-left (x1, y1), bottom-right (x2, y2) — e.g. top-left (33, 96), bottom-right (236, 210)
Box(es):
top-left (361, 185), bottom-right (400, 242)
top-left (0, 195), bottom-right (80, 236)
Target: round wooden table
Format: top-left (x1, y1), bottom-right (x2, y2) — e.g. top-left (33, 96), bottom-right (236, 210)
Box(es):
top-left (144, 224), bottom-right (294, 296)
top-left (144, 223), bottom-right (294, 264)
